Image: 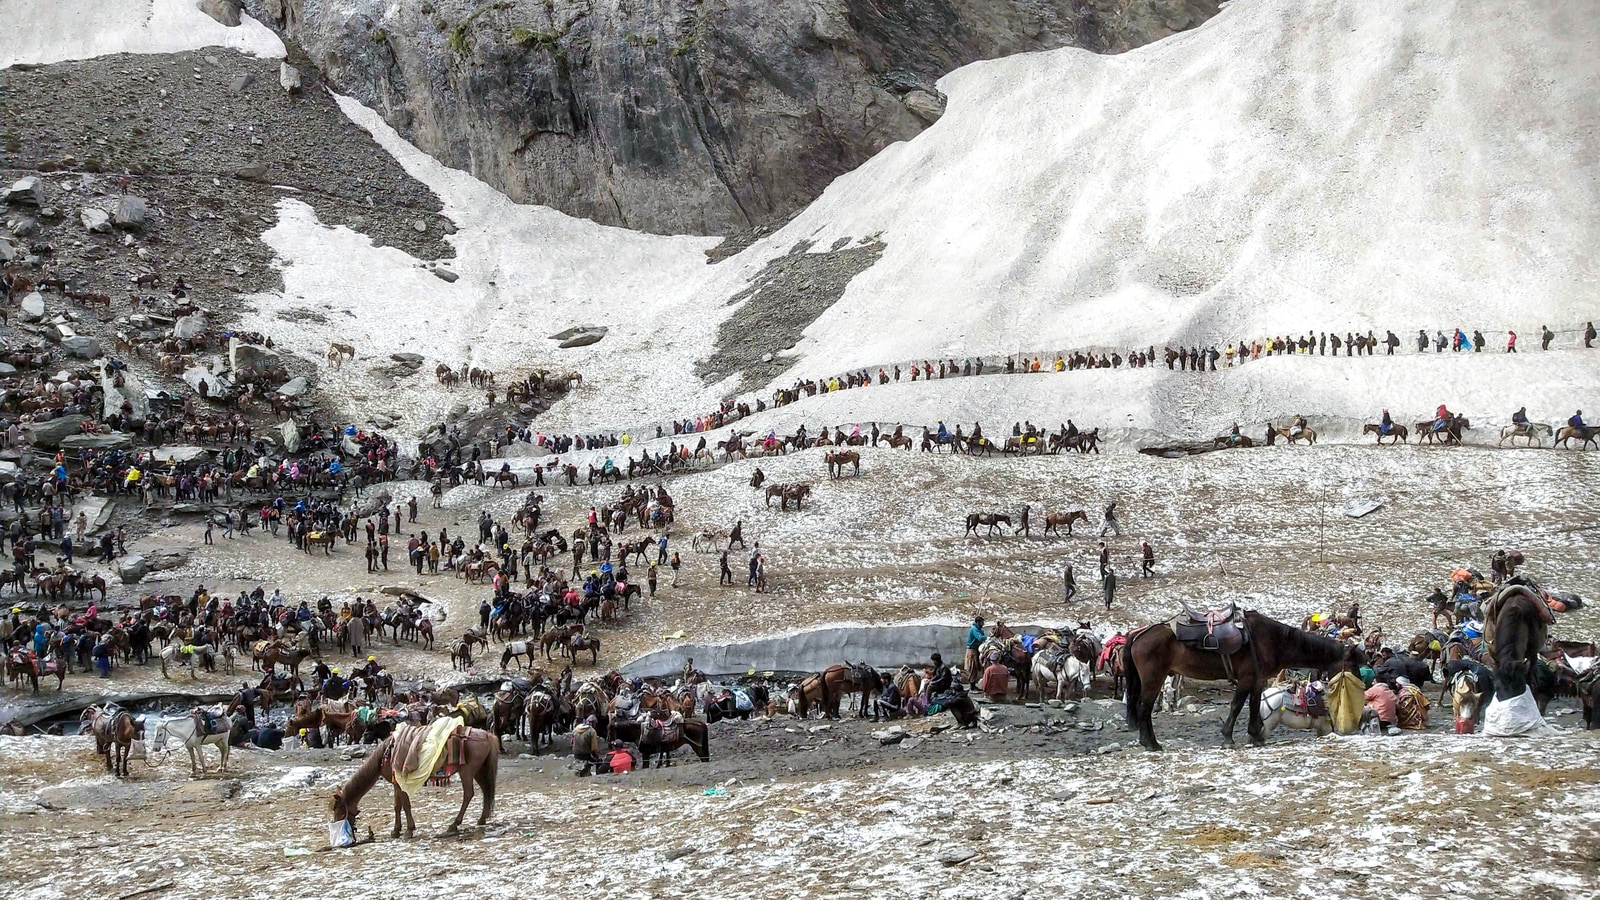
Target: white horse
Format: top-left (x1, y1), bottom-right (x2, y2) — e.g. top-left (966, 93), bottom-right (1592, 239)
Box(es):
top-left (151, 713), bottom-right (231, 776)
top-left (1259, 683), bottom-right (1333, 736)
top-left (159, 643), bottom-right (211, 680)
top-left (1030, 650), bottom-right (1090, 702)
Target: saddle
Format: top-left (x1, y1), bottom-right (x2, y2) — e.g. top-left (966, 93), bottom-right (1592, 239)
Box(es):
top-left (1172, 603), bottom-right (1246, 655)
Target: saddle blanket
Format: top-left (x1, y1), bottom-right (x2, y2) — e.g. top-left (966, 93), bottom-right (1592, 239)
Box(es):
top-left (392, 715), bottom-right (463, 797)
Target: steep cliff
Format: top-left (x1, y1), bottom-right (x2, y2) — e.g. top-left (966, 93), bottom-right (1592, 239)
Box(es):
top-left (249, 0), bottom-right (1219, 234)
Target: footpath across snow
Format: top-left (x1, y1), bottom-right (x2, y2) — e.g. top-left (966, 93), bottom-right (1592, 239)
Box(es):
top-left (0, 0), bottom-right (286, 68)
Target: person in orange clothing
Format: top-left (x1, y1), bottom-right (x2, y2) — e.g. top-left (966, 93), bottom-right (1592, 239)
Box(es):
top-left (980, 658), bottom-right (1011, 702)
top-left (1364, 682), bottom-right (1399, 736)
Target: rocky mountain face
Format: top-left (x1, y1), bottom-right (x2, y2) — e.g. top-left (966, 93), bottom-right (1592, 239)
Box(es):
top-left (248, 0), bottom-right (1219, 235)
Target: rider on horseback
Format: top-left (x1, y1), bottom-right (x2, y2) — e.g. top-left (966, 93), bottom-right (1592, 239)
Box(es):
top-left (1380, 409), bottom-right (1393, 435)
top-left (1434, 403), bottom-right (1452, 433)
top-left (1510, 406), bottom-right (1531, 436)
top-left (937, 421), bottom-right (950, 444)
top-left (1570, 410), bottom-right (1589, 438)
top-left (1290, 414), bottom-right (1307, 439)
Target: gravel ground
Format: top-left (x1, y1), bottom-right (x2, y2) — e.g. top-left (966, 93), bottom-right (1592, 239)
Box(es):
top-left (2, 47), bottom-right (449, 309)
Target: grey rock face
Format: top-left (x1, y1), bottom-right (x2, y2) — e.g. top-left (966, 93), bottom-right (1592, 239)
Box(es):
top-left (19, 292), bottom-right (45, 321)
top-left (200, 0), bottom-right (244, 27)
top-left (279, 62), bottom-right (303, 93)
top-left (259, 0), bottom-right (1220, 235)
top-left (61, 335), bottom-right (102, 359)
top-left (229, 338), bottom-right (282, 379)
top-left (3, 176), bottom-right (45, 206)
top-left (81, 207), bottom-right (111, 233)
top-left (113, 196), bottom-right (149, 230)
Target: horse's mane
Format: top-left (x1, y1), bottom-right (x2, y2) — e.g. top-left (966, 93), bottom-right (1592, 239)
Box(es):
top-left (1245, 611), bottom-right (1353, 666)
top-left (333, 736), bottom-right (388, 810)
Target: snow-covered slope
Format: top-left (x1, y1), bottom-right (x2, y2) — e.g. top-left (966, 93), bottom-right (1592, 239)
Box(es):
top-left (0, 0), bottom-right (285, 68)
top-left (736, 0), bottom-right (1599, 379)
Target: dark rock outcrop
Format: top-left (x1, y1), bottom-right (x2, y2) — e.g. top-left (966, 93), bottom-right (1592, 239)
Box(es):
top-left (248, 0), bottom-right (1219, 235)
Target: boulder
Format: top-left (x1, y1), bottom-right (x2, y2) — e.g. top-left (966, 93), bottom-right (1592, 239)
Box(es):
top-left (19, 292), bottom-right (45, 321)
top-left (353, 492), bottom-right (393, 519)
top-left (117, 555), bottom-right (149, 584)
top-left (4, 177), bottom-right (45, 206)
top-left (549, 324), bottom-right (603, 341)
top-left (22, 416), bottom-right (83, 450)
top-left (182, 365), bottom-right (230, 398)
top-left (558, 326), bottom-right (608, 349)
top-left (172, 313), bottom-right (209, 340)
top-left (903, 89), bottom-right (947, 124)
top-left (101, 365), bottom-right (149, 421)
top-left (146, 548), bottom-right (192, 572)
top-left (279, 63), bottom-right (302, 94)
top-left (61, 336), bottom-right (101, 359)
top-left (198, 0), bottom-right (242, 27)
top-left (80, 208), bottom-right (111, 233)
top-left (376, 352), bottom-right (424, 378)
top-left (431, 267), bottom-right (459, 283)
top-left (59, 433), bottom-right (133, 451)
top-left (113, 196), bottom-right (148, 230)
top-left (229, 338), bottom-right (281, 379)
top-left (7, 214), bottom-right (40, 236)
top-left (0, 237), bottom-right (15, 263)
top-left (236, 163), bottom-right (268, 180)
top-left (278, 420), bottom-right (301, 454)
top-left (230, 73), bottom-right (252, 93)
top-left (276, 375), bottom-right (308, 397)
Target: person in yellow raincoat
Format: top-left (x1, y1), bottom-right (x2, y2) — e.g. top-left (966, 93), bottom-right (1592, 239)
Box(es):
top-left (124, 466), bottom-right (142, 491)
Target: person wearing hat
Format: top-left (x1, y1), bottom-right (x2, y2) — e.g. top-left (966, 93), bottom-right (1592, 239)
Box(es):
top-left (572, 715), bottom-right (604, 776)
top-left (605, 739), bottom-right (636, 775)
top-left (964, 615), bottom-right (986, 683)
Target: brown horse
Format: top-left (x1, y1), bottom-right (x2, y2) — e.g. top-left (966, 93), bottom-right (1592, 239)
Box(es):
top-left (81, 705), bottom-right (136, 777)
top-left (1363, 422), bottom-right (1408, 444)
top-left (610, 715), bottom-right (712, 767)
top-left (541, 624), bottom-right (580, 661)
top-left (1484, 581), bottom-right (1553, 700)
top-left (1273, 424), bottom-right (1317, 446)
top-left (1043, 510), bottom-right (1088, 536)
top-left (1554, 425), bottom-right (1597, 450)
top-left (789, 664), bottom-right (879, 718)
top-left (568, 634), bottom-right (601, 666)
top-left (964, 512), bottom-right (1011, 537)
top-left (764, 483), bottom-right (811, 510)
top-left (1416, 416), bottom-right (1471, 446)
top-left (330, 728), bottom-right (499, 839)
top-left (1123, 609), bottom-right (1365, 751)
top-left (824, 450), bottom-right (860, 478)
top-left (253, 640), bottom-right (314, 675)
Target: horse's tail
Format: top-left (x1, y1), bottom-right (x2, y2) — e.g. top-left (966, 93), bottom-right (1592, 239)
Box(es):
top-left (1122, 634), bottom-right (1143, 728)
top-left (691, 721), bottom-right (711, 761)
top-left (479, 732), bottom-right (500, 822)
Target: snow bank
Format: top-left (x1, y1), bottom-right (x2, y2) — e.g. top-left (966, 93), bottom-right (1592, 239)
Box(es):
top-left (246, 0), bottom-right (1597, 441)
top-left (732, 0), bottom-right (1600, 380)
top-left (0, 0), bottom-right (286, 69)
top-left (235, 95), bottom-right (721, 445)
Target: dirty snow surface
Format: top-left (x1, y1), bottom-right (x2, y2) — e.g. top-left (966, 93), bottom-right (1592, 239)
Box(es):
top-left (4, 728), bottom-right (1598, 899)
top-left (0, 0), bottom-right (286, 69)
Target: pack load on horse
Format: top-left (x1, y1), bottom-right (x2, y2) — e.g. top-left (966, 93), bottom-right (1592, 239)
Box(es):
top-left (330, 714), bottom-right (499, 843)
top-left (1122, 604), bottom-right (1366, 750)
top-left (1479, 577), bottom-right (1557, 735)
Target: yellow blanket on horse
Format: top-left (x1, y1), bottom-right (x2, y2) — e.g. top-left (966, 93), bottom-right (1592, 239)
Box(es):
top-left (1323, 670), bottom-right (1366, 735)
top-left (392, 715), bottom-right (462, 797)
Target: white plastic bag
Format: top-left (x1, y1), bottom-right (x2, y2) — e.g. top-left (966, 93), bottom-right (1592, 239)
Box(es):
top-left (328, 819), bottom-right (355, 848)
top-left (1482, 687), bottom-right (1555, 737)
